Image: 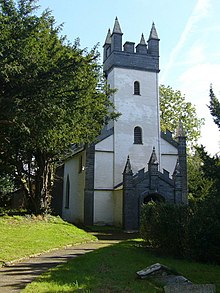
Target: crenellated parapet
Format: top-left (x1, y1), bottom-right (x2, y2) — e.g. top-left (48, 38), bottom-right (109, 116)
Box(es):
top-left (103, 17), bottom-right (160, 75)
top-left (122, 146), bottom-right (187, 231)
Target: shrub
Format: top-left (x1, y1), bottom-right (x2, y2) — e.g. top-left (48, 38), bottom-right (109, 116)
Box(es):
top-left (188, 196), bottom-right (220, 263)
top-left (140, 198), bottom-right (220, 264)
top-left (140, 202), bottom-right (188, 257)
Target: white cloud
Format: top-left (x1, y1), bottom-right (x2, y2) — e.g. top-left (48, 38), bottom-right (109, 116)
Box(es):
top-left (159, 0), bottom-right (220, 154)
top-left (178, 63), bottom-right (220, 155)
top-left (179, 63), bottom-right (220, 105)
top-left (161, 0), bottom-right (211, 83)
top-left (187, 43), bottom-right (206, 65)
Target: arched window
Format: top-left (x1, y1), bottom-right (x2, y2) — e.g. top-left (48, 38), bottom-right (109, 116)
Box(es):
top-left (65, 174), bottom-right (70, 209)
top-left (134, 126), bottom-right (143, 144)
top-left (134, 81), bottom-right (140, 95)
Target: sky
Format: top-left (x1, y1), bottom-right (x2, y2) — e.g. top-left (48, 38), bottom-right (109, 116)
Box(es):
top-left (37, 0), bottom-right (220, 155)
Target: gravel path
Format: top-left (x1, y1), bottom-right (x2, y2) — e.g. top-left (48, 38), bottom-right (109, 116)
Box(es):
top-left (0, 231), bottom-right (135, 292)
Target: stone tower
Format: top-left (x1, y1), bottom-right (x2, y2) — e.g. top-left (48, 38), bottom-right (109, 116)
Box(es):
top-left (61, 18), bottom-right (187, 228)
top-left (103, 17), bottom-right (161, 187)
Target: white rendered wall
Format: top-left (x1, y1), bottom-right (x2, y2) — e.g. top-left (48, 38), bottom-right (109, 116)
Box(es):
top-left (62, 151), bottom-right (85, 223)
top-left (108, 67), bottom-right (161, 186)
top-left (94, 151), bottom-right (113, 189)
top-left (161, 138), bottom-right (178, 176)
top-left (94, 135), bottom-right (114, 189)
top-left (113, 189), bottom-right (123, 226)
top-left (95, 135), bottom-right (113, 152)
top-left (93, 135), bottom-right (114, 224)
top-left (94, 190), bottom-right (114, 225)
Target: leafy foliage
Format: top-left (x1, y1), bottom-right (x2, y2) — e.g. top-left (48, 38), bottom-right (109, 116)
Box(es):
top-left (140, 202), bottom-right (188, 257)
top-left (141, 86), bottom-right (220, 264)
top-left (196, 145), bottom-right (220, 195)
top-left (0, 0), bottom-right (118, 213)
top-left (140, 201), bottom-right (220, 264)
top-left (188, 197), bottom-right (220, 263)
top-left (0, 175), bottom-right (14, 208)
top-left (209, 85), bottom-right (220, 130)
top-left (160, 85), bottom-right (204, 149)
top-left (187, 151), bottom-right (214, 201)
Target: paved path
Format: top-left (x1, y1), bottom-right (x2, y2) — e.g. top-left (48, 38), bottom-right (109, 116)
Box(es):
top-left (0, 231), bottom-right (136, 292)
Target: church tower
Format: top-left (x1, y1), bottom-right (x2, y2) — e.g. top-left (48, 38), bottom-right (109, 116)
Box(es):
top-left (103, 17), bottom-right (160, 187)
top-left (62, 18), bottom-right (187, 228)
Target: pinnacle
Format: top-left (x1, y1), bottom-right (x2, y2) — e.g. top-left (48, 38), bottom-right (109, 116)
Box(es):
top-left (173, 159), bottom-right (182, 176)
top-left (104, 28), bottom-right (111, 45)
top-left (113, 17), bottom-right (123, 34)
top-left (148, 147), bottom-right (158, 165)
top-left (139, 33), bottom-right (146, 45)
top-left (123, 155), bottom-right (133, 175)
top-left (176, 120), bottom-right (185, 137)
top-left (148, 22), bottom-right (159, 40)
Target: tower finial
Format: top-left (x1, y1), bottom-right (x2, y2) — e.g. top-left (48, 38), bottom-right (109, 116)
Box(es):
top-left (148, 22), bottom-right (159, 40)
top-left (173, 159), bottom-right (182, 176)
top-left (123, 155), bottom-right (133, 175)
top-left (176, 120), bottom-right (185, 137)
top-left (113, 17), bottom-right (122, 34)
top-left (104, 28), bottom-right (111, 45)
top-left (139, 33), bottom-right (146, 45)
top-left (148, 147), bottom-right (158, 165)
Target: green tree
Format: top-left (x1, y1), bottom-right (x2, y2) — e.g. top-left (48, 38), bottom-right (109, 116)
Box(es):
top-left (209, 85), bottom-right (220, 130)
top-left (190, 86), bottom-right (220, 200)
top-left (160, 85), bottom-right (204, 149)
top-left (0, 0), bottom-right (118, 213)
top-left (187, 151), bottom-right (214, 201)
top-left (196, 146), bottom-right (220, 195)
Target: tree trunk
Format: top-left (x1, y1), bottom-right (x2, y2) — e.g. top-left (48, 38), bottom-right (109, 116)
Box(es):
top-left (40, 160), bottom-right (54, 214)
top-left (34, 152), bottom-right (55, 214)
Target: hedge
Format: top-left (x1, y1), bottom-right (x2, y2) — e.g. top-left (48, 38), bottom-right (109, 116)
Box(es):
top-left (140, 197), bottom-right (220, 264)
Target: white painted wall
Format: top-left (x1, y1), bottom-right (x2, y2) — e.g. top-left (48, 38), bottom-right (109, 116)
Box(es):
top-left (161, 138), bottom-right (178, 176)
top-left (62, 151), bottom-right (85, 223)
top-left (95, 135), bottom-right (113, 152)
top-left (94, 151), bottom-right (113, 189)
top-left (108, 67), bottom-right (161, 186)
top-left (94, 190), bottom-right (114, 225)
top-left (93, 136), bottom-right (114, 223)
top-left (95, 137), bottom-right (114, 191)
top-left (113, 189), bottom-right (123, 226)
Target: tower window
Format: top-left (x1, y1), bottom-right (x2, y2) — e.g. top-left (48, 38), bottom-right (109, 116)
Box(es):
top-left (134, 126), bottom-right (143, 144)
top-left (134, 81), bottom-right (140, 95)
top-left (65, 174), bottom-right (70, 209)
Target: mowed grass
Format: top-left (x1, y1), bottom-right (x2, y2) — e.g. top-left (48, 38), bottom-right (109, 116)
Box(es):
top-left (0, 215), bottom-right (96, 265)
top-left (23, 239), bottom-right (220, 293)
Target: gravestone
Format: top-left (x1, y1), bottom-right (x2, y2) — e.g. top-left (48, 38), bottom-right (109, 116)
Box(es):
top-left (164, 284), bottom-right (216, 293)
top-left (136, 263), bottom-right (216, 293)
top-left (136, 263), bottom-right (169, 279)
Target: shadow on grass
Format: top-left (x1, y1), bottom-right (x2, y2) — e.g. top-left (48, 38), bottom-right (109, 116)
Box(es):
top-left (23, 238), bottom-right (220, 293)
top-left (23, 240), bottom-right (164, 293)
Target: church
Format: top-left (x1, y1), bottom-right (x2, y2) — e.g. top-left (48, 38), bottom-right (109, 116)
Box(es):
top-left (61, 18), bottom-right (188, 231)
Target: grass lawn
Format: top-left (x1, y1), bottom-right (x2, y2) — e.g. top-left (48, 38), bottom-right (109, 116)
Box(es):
top-left (0, 215), bottom-right (96, 266)
top-left (23, 239), bottom-right (220, 293)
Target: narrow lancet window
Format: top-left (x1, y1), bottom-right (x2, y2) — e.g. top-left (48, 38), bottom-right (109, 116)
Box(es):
top-left (134, 81), bottom-right (140, 95)
top-left (134, 126), bottom-right (143, 144)
top-left (65, 174), bottom-right (70, 209)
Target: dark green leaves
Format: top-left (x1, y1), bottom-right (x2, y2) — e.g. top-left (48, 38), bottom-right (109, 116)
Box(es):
top-left (160, 85), bottom-right (204, 150)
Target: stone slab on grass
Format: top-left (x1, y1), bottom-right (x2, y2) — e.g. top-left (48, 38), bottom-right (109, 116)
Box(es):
top-left (136, 263), bottom-right (170, 279)
top-left (164, 284), bottom-right (216, 293)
